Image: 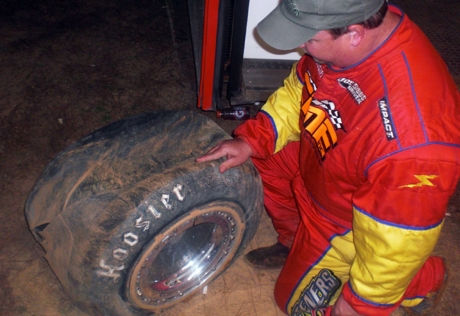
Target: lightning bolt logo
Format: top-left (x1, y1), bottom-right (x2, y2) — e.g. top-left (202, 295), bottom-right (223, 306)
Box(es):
top-left (399, 175), bottom-right (438, 188)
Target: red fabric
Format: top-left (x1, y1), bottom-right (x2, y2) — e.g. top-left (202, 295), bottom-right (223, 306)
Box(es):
top-left (236, 112), bottom-right (278, 159)
top-left (251, 142), bottom-right (301, 247)
top-left (235, 4), bottom-right (459, 314)
top-left (273, 198), bottom-right (348, 313)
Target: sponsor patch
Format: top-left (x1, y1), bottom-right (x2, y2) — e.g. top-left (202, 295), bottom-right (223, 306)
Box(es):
top-left (378, 97), bottom-right (396, 140)
top-left (316, 63), bottom-right (325, 78)
top-left (399, 175), bottom-right (438, 188)
top-left (338, 78), bottom-right (366, 104)
top-left (291, 269), bottom-right (341, 315)
top-left (292, 309), bottom-right (325, 316)
top-left (311, 99), bottom-right (344, 131)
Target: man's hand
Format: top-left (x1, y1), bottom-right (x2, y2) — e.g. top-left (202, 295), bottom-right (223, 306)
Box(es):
top-left (332, 294), bottom-right (361, 316)
top-left (196, 138), bottom-right (253, 173)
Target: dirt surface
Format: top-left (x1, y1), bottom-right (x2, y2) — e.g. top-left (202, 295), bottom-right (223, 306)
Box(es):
top-left (0, 0), bottom-right (459, 315)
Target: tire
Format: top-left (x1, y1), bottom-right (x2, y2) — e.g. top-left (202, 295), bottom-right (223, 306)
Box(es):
top-left (25, 110), bottom-right (264, 316)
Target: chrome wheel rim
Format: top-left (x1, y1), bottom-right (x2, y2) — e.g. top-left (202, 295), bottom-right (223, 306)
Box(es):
top-left (128, 202), bottom-right (244, 311)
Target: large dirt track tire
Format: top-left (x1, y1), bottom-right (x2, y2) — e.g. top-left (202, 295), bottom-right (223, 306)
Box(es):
top-left (25, 110), bottom-right (264, 316)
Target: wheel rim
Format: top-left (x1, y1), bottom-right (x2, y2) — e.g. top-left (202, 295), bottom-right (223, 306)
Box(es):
top-left (127, 201), bottom-right (245, 311)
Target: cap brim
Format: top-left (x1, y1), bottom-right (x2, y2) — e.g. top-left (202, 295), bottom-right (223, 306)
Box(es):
top-left (256, 5), bottom-right (318, 51)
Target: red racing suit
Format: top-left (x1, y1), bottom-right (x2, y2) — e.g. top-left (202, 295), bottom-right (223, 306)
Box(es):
top-left (234, 4), bottom-right (460, 315)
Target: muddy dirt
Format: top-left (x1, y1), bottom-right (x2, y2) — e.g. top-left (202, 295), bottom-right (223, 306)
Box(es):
top-left (0, 0), bottom-right (459, 315)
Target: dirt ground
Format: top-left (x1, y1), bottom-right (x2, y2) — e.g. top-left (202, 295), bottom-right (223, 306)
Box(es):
top-left (0, 0), bottom-right (459, 315)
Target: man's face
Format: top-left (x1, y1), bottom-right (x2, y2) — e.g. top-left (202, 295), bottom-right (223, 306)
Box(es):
top-left (299, 30), bottom-right (351, 67)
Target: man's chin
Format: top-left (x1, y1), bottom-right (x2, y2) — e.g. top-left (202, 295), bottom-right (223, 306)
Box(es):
top-left (301, 52), bottom-right (326, 65)
top-left (312, 57), bottom-right (326, 64)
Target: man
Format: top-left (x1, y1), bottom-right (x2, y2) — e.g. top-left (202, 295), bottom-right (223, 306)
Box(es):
top-left (197, 0), bottom-right (460, 315)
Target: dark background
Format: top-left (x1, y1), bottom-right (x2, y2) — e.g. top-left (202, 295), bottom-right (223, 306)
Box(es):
top-left (0, 0), bottom-right (459, 315)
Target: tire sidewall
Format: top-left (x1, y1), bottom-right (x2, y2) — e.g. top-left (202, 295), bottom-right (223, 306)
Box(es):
top-left (69, 160), bottom-right (262, 315)
top-left (25, 110), bottom-right (264, 316)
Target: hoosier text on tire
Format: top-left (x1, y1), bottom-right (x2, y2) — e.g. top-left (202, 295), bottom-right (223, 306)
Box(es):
top-left (25, 110), bottom-right (264, 315)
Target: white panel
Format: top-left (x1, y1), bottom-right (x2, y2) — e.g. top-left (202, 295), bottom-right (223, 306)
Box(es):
top-left (243, 0), bottom-right (302, 60)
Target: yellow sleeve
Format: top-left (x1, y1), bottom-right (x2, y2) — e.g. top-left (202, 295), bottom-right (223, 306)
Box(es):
top-left (260, 62), bottom-right (303, 154)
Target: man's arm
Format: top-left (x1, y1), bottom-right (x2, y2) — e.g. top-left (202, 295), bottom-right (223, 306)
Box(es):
top-left (197, 59), bottom-right (305, 172)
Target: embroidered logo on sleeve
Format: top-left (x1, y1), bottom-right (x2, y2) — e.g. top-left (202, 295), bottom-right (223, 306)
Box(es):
top-left (378, 97), bottom-right (396, 140)
top-left (291, 269), bottom-right (341, 315)
top-left (399, 175), bottom-right (438, 188)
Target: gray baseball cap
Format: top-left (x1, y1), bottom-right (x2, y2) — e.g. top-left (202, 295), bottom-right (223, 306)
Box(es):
top-left (257, 0), bottom-right (385, 50)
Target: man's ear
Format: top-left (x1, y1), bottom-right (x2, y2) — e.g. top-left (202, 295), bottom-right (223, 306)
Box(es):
top-left (346, 25), bottom-right (365, 47)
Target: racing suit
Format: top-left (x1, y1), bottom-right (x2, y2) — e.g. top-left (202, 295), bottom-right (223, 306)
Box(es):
top-left (234, 4), bottom-right (460, 315)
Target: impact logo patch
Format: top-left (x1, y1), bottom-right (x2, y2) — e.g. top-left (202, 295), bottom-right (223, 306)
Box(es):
top-left (378, 97), bottom-right (396, 140)
top-left (291, 269), bottom-right (341, 315)
top-left (338, 78), bottom-right (366, 104)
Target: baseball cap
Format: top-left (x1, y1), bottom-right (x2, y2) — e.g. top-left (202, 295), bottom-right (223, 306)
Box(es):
top-left (256, 0), bottom-right (385, 50)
